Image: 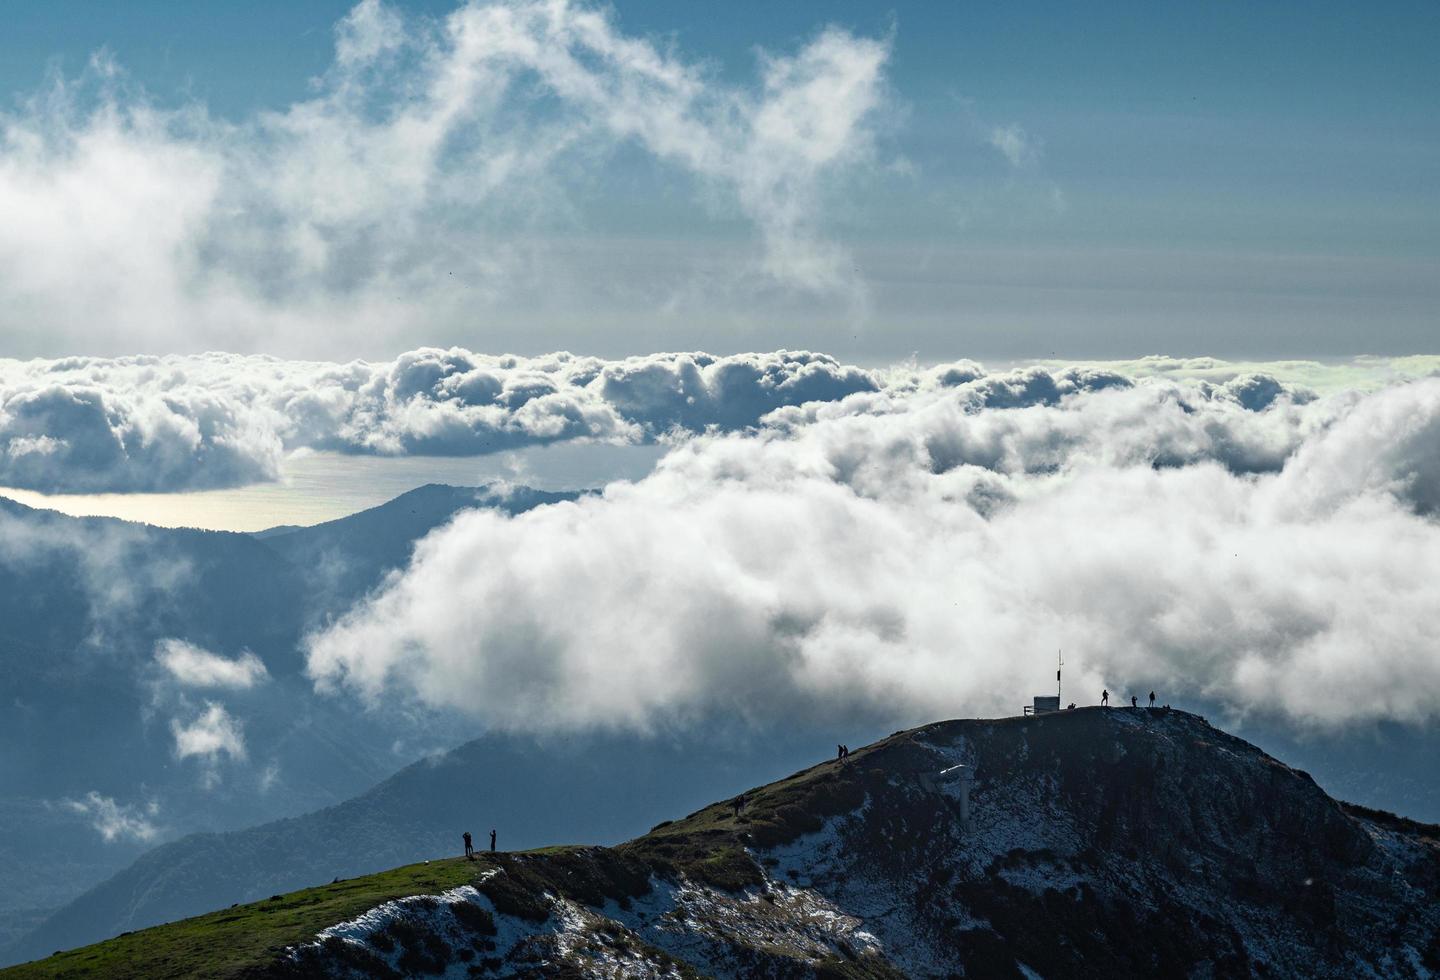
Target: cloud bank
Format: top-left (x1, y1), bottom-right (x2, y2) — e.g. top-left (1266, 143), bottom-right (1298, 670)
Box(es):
top-left (0, 0), bottom-right (890, 357)
top-left (0, 349), bottom-right (879, 492)
top-left (7, 348), bottom-right (1434, 495)
top-left (306, 374), bottom-right (1440, 733)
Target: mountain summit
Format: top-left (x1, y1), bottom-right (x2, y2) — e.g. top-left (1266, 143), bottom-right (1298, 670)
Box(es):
top-left (9, 708), bottom-right (1438, 978)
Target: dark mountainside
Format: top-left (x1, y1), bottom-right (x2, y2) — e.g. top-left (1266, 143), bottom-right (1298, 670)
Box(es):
top-left (7, 728), bottom-right (827, 965)
top-left (0, 486), bottom-right (575, 954)
top-left (255, 484), bottom-right (580, 614)
top-left (8, 709), bottom-right (1438, 979)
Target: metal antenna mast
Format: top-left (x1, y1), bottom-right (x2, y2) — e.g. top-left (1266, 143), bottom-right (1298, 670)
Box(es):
top-left (1057, 649), bottom-right (1064, 703)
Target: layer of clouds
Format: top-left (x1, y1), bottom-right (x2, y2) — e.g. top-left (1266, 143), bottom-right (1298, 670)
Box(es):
top-left (0, 0), bottom-right (891, 357)
top-left (1031, 354), bottom-right (1440, 395)
top-left (306, 374), bottom-right (1440, 733)
top-left (60, 792), bottom-right (160, 844)
top-left (0, 349), bottom-right (880, 492)
top-left (155, 639), bottom-right (269, 690)
top-left (2, 348), bottom-right (1393, 495)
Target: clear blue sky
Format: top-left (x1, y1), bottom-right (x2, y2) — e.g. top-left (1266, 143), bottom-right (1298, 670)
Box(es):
top-left (0, 0), bottom-right (1435, 360)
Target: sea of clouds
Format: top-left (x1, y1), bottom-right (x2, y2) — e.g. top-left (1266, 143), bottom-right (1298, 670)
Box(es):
top-left (9, 348), bottom-right (1421, 495)
top-left (297, 357), bottom-right (1440, 732)
top-left (0, 349), bottom-right (879, 492)
top-left (6, 348), bottom-right (1439, 733)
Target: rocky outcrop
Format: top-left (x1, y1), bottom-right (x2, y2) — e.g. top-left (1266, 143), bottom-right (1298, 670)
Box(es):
top-left (263, 708), bottom-right (1440, 978)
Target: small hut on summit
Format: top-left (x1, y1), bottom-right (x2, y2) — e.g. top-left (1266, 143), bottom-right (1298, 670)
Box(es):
top-left (1026, 695), bottom-right (1060, 715)
top-left (1023, 650), bottom-right (1064, 715)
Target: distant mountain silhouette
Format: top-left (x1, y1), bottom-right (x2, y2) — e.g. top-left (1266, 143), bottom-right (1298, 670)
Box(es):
top-left (0, 485), bottom-right (575, 952)
top-left (257, 484), bottom-right (579, 616)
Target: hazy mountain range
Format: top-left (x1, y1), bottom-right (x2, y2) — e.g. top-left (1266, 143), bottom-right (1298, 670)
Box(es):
top-left (0, 485), bottom-right (573, 950)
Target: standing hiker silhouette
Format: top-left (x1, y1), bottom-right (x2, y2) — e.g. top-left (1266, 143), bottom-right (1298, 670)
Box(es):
top-left (1102, 689), bottom-right (1109, 707)
top-left (1131, 695), bottom-right (1137, 708)
top-left (1149, 690), bottom-right (1156, 708)
top-left (463, 832), bottom-right (473, 859)
top-left (489, 829), bottom-right (497, 853)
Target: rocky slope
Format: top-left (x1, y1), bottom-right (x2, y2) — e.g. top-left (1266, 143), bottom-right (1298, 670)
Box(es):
top-left (9, 708), bottom-right (1439, 978)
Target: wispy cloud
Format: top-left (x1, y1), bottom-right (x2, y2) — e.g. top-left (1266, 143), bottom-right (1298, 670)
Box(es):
top-left (171, 702), bottom-right (247, 778)
top-left (155, 639), bottom-right (268, 690)
top-left (987, 123), bottom-right (1038, 170)
top-left (948, 96), bottom-right (1065, 225)
top-left (60, 792), bottom-right (160, 843)
top-left (0, 0), bottom-right (892, 357)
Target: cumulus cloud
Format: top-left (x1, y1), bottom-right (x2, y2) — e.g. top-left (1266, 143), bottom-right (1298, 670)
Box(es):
top-left (306, 375), bottom-right (1440, 733)
top-left (0, 349), bottom-right (877, 491)
top-left (0, 0), bottom-right (891, 357)
top-left (1034, 354), bottom-right (1440, 394)
top-left (2, 348), bottom-right (1416, 495)
top-left (155, 639), bottom-right (269, 690)
top-left (61, 792), bottom-right (160, 843)
top-left (171, 702), bottom-right (247, 767)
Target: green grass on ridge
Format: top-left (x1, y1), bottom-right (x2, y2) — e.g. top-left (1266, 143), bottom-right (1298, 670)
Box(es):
top-left (0, 854), bottom-right (515, 979)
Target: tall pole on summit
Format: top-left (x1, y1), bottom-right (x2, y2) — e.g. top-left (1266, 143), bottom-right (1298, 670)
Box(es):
top-left (1057, 649), bottom-right (1063, 703)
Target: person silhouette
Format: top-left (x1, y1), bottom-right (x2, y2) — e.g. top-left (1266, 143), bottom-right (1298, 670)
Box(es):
top-left (1130, 695), bottom-right (1137, 708)
top-left (1149, 691), bottom-right (1156, 708)
top-left (489, 829), bottom-right (497, 853)
top-left (837, 744), bottom-right (845, 760)
top-left (463, 832), bottom-right (473, 859)
top-left (1102, 689), bottom-right (1109, 707)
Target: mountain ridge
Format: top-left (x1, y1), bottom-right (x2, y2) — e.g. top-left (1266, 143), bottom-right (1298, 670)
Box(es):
top-left (7, 707), bottom-right (1437, 978)
top-left (6, 728), bottom-right (827, 964)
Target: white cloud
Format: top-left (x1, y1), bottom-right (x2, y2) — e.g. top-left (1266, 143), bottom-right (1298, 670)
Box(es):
top-left (61, 792), bottom-right (160, 843)
top-left (987, 123), bottom-right (1037, 169)
top-left (0, 0), bottom-right (892, 357)
top-left (171, 702), bottom-right (247, 766)
top-left (0, 349), bottom-right (877, 491)
top-left (155, 639), bottom-right (269, 690)
top-left (305, 375), bottom-right (1440, 733)
top-left (4, 348), bottom-right (1429, 495)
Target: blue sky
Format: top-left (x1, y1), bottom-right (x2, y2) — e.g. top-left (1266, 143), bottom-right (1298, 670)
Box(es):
top-left (0, 0), bottom-right (1435, 360)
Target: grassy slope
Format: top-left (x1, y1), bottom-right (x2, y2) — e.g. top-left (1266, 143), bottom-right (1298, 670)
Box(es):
top-left (0, 728), bottom-right (911, 979)
top-left (0, 857), bottom-right (502, 980)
